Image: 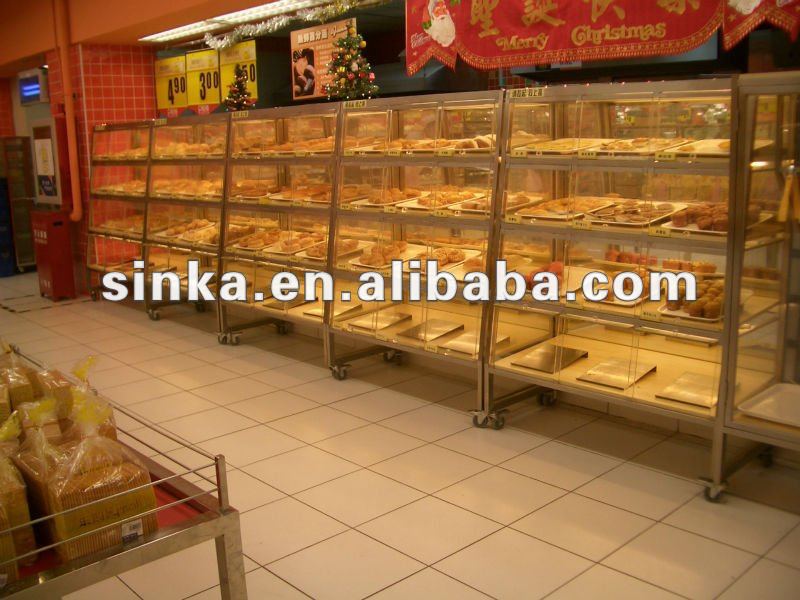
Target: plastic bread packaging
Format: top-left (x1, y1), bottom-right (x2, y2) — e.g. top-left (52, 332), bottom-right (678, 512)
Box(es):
top-left (0, 384), bottom-right (8, 424)
top-left (34, 368), bottom-right (72, 425)
top-left (42, 400), bottom-right (157, 562)
top-left (62, 357), bottom-right (117, 442)
top-left (0, 413), bottom-right (37, 567)
top-left (1, 366), bottom-right (34, 412)
top-left (0, 503), bottom-right (18, 590)
top-left (0, 350), bottom-right (40, 402)
top-left (17, 398), bottom-right (63, 445)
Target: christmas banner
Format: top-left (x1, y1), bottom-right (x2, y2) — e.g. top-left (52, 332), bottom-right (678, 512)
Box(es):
top-left (291, 19), bottom-right (352, 100)
top-left (406, 0), bottom-right (800, 75)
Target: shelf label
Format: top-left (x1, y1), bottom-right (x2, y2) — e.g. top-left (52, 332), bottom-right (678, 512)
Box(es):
top-left (510, 87), bottom-right (544, 98)
top-left (572, 219), bottom-right (592, 230)
top-left (510, 149), bottom-right (527, 158)
top-left (154, 118), bottom-right (167, 126)
top-left (649, 225), bottom-right (672, 238)
top-left (343, 149), bottom-right (355, 156)
top-left (505, 214), bottom-right (521, 224)
top-left (94, 124), bottom-right (107, 131)
top-left (435, 148), bottom-right (454, 157)
top-left (384, 206), bottom-right (397, 214)
top-left (577, 150), bottom-right (597, 159)
top-left (231, 110), bottom-right (249, 119)
top-left (387, 149), bottom-right (401, 156)
top-left (451, 209), bottom-right (462, 217)
top-left (291, 200), bottom-right (303, 207)
top-left (642, 309), bottom-right (662, 321)
top-left (345, 99), bottom-right (367, 109)
top-left (295, 150), bottom-right (308, 157)
top-left (433, 209), bottom-right (450, 217)
top-left (341, 203), bottom-right (353, 210)
top-left (655, 152), bottom-right (676, 161)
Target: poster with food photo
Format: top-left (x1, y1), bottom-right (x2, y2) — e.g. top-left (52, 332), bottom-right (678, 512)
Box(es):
top-left (291, 19), bottom-right (352, 100)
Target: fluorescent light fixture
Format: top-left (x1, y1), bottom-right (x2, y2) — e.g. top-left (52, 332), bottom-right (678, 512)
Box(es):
top-left (139, 0), bottom-right (330, 43)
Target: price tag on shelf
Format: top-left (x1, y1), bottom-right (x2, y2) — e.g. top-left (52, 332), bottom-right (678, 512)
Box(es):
top-left (572, 219), bottom-right (592, 230)
top-left (345, 99), bottom-right (367, 109)
top-left (451, 210), bottom-right (462, 217)
top-left (505, 214), bottom-right (521, 224)
top-left (642, 309), bottom-right (662, 321)
top-left (577, 150), bottom-right (597, 159)
top-left (291, 200), bottom-right (303, 207)
top-left (510, 87), bottom-right (544, 98)
top-left (375, 332), bottom-right (389, 341)
top-left (295, 151), bottom-right (308, 157)
top-left (655, 152), bottom-right (676, 161)
top-left (341, 203), bottom-right (353, 211)
top-left (435, 149), bottom-right (455, 157)
top-left (383, 206), bottom-right (397, 214)
top-left (231, 110), bottom-right (249, 119)
top-left (433, 209), bottom-right (450, 217)
top-left (424, 343), bottom-right (437, 353)
top-left (387, 149), bottom-right (401, 156)
top-left (343, 149), bottom-right (355, 157)
top-left (154, 118), bottom-right (167, 126)
top-left (649, 225), bottom-right (672, 238)
top-left (510, 149), bottom-right (528, 158)
top-left (94, 124), bottom-right (107, 131)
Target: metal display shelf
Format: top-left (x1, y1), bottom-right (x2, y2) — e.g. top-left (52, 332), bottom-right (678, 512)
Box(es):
top-left (1, 346), bottom-right (246, 600)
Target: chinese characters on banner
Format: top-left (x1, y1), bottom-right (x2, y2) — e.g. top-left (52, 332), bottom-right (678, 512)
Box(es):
top-left (290, 19), bottom-right (352, 100)
top-left (406, 0), bottom-right (800, 75)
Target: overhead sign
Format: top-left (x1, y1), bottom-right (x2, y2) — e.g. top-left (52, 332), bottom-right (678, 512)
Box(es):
top-left (155, 56), bottom-right (187, 117)
top-left (405, 0), bottom-right (800, 75)
top-left (220, 40), bottom-right (258, 103)
top-left (186, 49), bottom-right (220, 114)
top-left (290, 19), bottom-right (352, 101)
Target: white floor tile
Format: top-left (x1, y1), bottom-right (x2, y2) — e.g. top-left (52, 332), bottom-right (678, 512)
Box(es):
top-left (296, 469), bottom-right (423, 526)
top-left (372, 445), bottom-right (489, 494)
top-left (437, 528), bottom-right (592, 600)
top-left (228, 390), bottom-right (319, 422)
top-left (224, 470), bottom-right (285, 513)
top-left (513, 494), bottom-right (653, 561)
top-left (314, 424), bottom-right (425, 466)
top-left (218, 352), bottom-right (298, 375)
top-left (558, 419), bottom-right (667, 460)
top-left (161, 407), bottom-right (258, 444)
top-left (250, 362), bottom-right (331, 389)
top-left (502, 441), bottom-right (620, 491)
top-left (359, 496), bottom-right (500, 564)
top-left (239, 498), bottom-right (347, 565)
top-left (268, 406), bottom-right (369, 443)
top-left (387, 374), bottom-right (475, 403)
top-left (767, 524), bottom-right (800, 570)
top-left (436, 427), bottom-right (548, 464)
top-left (719, 559), bottom-right (800, 600)
top-left (193, 376), bottom-right (276, 405)
top-left (188, 344), bottom-right (262, 363)
top-left (63, 577), bottom-right (139, 600)
top-left (89, 365), bottom-right (151, 390)
top-left (547, 565), bottom-right (682, 600)
top-left (160, 364), bottom-right (239, 390)
top-left (118, 426), bottom-right (184, 457)
top-left (103, 378), bottom-right (183, 406)
top-left (331, 388), bottom-right (428, 422)
top-left (370, 568), bottom-right (491, 600)
top-left (243, 446), bottom-right (360, 494)
top-left (510, 406), bottom-right (597, 439)
top-left (129, 391), bottom-right (217, 423)
top-left (87, 334), bottom-right (152, 354)
top-left (664, 495), bottom-right (799, 555)
top-left (380, 404), bottom-right (472, 442)
top-left (34, 343), bottom-right (97, 365)
top-left (290, 376), bottom-right (379, 404)
top-left (107, 342), bottom-right (175, 365)
top-left (435, 467), bottom-right (565, 525)
top-left (270, 530), bottom-right (423, 600)
top-left (632, 436), bottom-right (712, 480)
top-left (603, 524), bottom-right (757, 600)
top-left (189, 568), bottom-right (309, 600)
top-left (577, 463), bottom-right (703, 520)
top-left (199, 425), bottom-right (304, 468)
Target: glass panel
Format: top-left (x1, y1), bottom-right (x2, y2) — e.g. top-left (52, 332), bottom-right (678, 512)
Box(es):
top-left (508, 103), bottom-right (552, 152)
top-left (150, 164), bottom-right (224, 201)
top-left (229, 164), bottom-right (280, 203)
top-left (503, 166), bottom-right (565, 222)
top-left (389, 105), bottom-right (439, 152)
top-left (439, 102), bottom-right (496, 152)
top-left (92, 127), bottom-right (149, 161)
top-left (146, 203), bottom-right (221, 250)
top-left (89, 199), bottom-right (145, 237)
top-left (343, 111), bottom-right (389, 153)
top-left (282, 114), bottom-right (336, 154)
top-left (231, 117), bottom-right (278, 157)
top-left (152, 121), bottom-right (227, 159)
top-left (91, 165), bottom-right (147, 197)
top-left (276, 164), bottom-right (333, 206)
top-left (87, 235), bottom-right (142, 275)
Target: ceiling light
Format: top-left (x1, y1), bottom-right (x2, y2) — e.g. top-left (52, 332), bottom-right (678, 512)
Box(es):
top-left (139, 0), bottom-right (330, 43)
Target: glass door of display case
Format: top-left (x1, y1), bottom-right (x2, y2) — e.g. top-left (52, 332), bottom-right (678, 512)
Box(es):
top-left (725, 73), bottom-right (800, 450)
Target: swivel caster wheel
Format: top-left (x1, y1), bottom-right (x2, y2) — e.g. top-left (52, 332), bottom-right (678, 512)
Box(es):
top-left (472, 413), bottom-right (490, 428)
top-left (217, 333), bottom-right (229, 345)
top-left (229, 334), bottom-right (241, 346)
top-left (90, 289), bottom-right (100, 302)
top-left (491, 413), bottom-right (506, 430)
top-left (331, 365), bottom-right (348, 381)
top-left (382, 350), bottom-right (396, 363)
top-left (276, 323), bottom-right (290, 335)
top-left (704, 485), bottom-right (724, 503)
top-left (147, 309), bottom-right (160, 321)
top-left (195, 302), bottom-right (206, 313)
top-left (538, 390), bottom-right (557, 407)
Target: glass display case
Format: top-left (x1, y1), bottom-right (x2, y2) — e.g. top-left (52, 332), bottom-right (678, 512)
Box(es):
top-left (145, 202), bottom-right (221, 252)
top-left (87, 234), bottom-right (143, 280)
top-left (91, 165), bottom-right (148, 198)
top-left (92, 123), bottom-right (151, 161)
top-left (152, 117), bottom-right (227, 159)
top-left (150, 164), bottom-right (224, 201)
top-left (725, 73), bottom-right (800, 452)
top-left (229, 164), bottom-right (281, 203)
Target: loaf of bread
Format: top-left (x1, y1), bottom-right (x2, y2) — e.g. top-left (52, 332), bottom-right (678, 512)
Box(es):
top-left (0, 458), bottom-right (36, 567)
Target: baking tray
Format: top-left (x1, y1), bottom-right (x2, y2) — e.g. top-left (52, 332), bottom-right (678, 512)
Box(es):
top-left (656, 372), bottom-right (718, 408)
top-left (524, 138), bottom-right (614, 154)
top-left (516, 197), bottom-right (616, 221)
top-left (295, 240), bottom-right (369, 261)
top-left (398, 319), bottom-right (464, 342)
top-left (263, 296), bottom-right (309, 311)
top-left (662, 212), bottom-right (772, 237)
top-left (403, 248), bottom-right (481, 272)
top-left (738, 384), bottom-right (800, 428)
top-left (398, 192), bottom-right (484, 212)
top-left (262, 237), bottom-right (325, 256)
top-left (350, 191), bottom-right (429, 208)
top-left (440, 331), bottom-right (510, 355)
top-left (158, 223), bottom-right (215, 240)
top-left (593, 138), bottom-right (690, 155)
top-left (347, 311), bottom-right (413, 332)
top-left (511, 344), bottom-right (588, 374)
top-left (583, 202), bottom-right (685, 228)
top-left (577, 358), bottom-right (656, 390)
top-left (303, 303), bottom-right (363, 320)
top-left (658, 289), bottom-right (754, 323)
top-left (348, 243), bottom-right (427, 270)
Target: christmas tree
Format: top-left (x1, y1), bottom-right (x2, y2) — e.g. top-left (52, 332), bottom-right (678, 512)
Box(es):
top-left (324, 22), bottom-right (379, 100)
top-left (224, 64), bottom-right (256, 111)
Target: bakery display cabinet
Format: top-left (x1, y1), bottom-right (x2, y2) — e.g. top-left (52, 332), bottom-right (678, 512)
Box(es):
top-left (712, 73), bottom-right (800, 499)
top-left (92, 122), bottom-right (151, 162)
top-left (218, 104), bottom-right (339, 345)
top-left (485, 79), bottom-right (744, 437)
top-left (327, 91), bottom-right (502, 388)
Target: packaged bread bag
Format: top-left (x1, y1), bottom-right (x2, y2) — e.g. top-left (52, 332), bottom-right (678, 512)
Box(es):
top-left (62, 358), bottom-right (117, 441)
top-left (0, 413), bottom-right (37, 568)
top-left (18, 399), bottom-right (156, 562)
top-left (17, 398), bottom-right (63, 444)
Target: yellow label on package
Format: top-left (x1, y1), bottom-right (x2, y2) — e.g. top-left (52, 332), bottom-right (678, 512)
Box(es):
top-left (186, 49), bottom-right (220, 109)
top-left (155, 56), bottom-right (187, 111)
top-left (219, 40), bottom-right (258, 102)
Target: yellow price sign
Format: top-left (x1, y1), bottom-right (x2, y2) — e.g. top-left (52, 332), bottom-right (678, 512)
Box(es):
top-left (220, 40), bottom-right (258, 102)
top-left (186, 49), bottom-right (220, 112)
top-left (155, 56), bottom-right (187, 114)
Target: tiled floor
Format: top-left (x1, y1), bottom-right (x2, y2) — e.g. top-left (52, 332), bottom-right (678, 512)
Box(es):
top-left (2, 273), bottom-right (799, 600)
